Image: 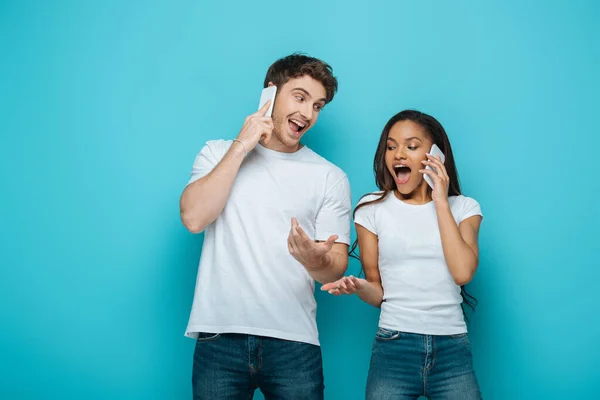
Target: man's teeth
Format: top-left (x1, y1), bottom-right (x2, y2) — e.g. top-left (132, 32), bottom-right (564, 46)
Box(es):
top-left (291, 119), bottom-right (306, 128)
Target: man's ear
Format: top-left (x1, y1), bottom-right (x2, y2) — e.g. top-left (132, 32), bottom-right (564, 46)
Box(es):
top-left (267, 81), bottom-right (275, 87)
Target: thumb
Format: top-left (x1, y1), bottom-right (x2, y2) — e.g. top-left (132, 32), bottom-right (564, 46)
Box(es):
top-left (324, 235), bottom-right (338, 250)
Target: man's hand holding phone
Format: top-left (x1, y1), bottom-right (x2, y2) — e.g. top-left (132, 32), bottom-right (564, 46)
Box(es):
top-left (233, 100), bottom-right (274, 155)
top-left (233, 86), bottom-right (277, 156)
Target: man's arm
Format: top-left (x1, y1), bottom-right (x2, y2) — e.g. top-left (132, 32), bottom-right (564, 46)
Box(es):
top-left (287, 218), bottom-right (348, 284)
top-left (180, 144), bottom-right (246, 233)
top-left (179, 100), bottom-right (274, 233)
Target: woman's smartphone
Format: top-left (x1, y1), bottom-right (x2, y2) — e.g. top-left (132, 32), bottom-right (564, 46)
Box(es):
top-left (424, 144), bottom-right (445, 189)
top-left (258, 86), bottom-right (277, 117)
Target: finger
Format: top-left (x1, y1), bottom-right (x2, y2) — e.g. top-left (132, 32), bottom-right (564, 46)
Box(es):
top-left (289, 229), bottom-right (300, 249)
top-left (349, 276), bottom-right (362, 288)
top-left (426, 152), bottom-right (444, 163)
top-left (291, 218), bottom-right (300, 237)
top-left (296, 224), bottom-right (312, 242)
top-left (419, 168), bottom-right (442, 183)
top-left (324, 279), bottom-right (347, 294)
top-left (291, 225), bottom-right (302, 244)
top-left (440, 159), bottom-right (450, 181)
top-left (254, 99), bottom-right (271, 116)
top-left (324, 235), bottom-right (338, 251)
top-left (340, 282), bottom-right (354, 294)
top-left (288, 231), bottom-right (298, 253)
top-left (288, 223), bottom-right (300, 250)
top-left (291, 219), bottom-right (308, 247)
top-left (422, 160), bottom-right (444, 177)
top-left (344, 277), bottom-right (356, 290)
top-left (429, 154), bottom-right (449, 181)
top-left (339, 283), bottom-right (357, 295)
top-left (322, 279), bottom-right (343, 291)
top-left (348, 277), bottom-right (360, 290)
top-left (287, 236), bottom-right (295, 255)
top-left (426, 154), bottom-right (446, 175)
top-left (426, 153), bottom-right (443, 166)
top-left (259, 124), bottom-right (274, 145)
top-left (262, 132), bottom-right (272, 145)
top-left (331, 285), bottom-right (349, 295)
top-left (421, 162), bottom-right (442, 179)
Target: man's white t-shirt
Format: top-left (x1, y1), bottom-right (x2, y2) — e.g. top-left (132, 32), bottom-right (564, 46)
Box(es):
top-left (354, 192), bottom-right (483, 335)
top-left (185, 140), bottom-right (351, 346)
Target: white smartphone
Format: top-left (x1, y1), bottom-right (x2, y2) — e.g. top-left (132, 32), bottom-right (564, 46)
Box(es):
top-left (424, 144), bottom-right (445, 189)
top-left (258, 85), bottom-right (277, 117)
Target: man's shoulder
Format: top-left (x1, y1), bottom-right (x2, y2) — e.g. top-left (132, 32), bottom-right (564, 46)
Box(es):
top-left (301, 147), bottom-right (347, 181)
top-left (201, 139), bottom-right (233, 154)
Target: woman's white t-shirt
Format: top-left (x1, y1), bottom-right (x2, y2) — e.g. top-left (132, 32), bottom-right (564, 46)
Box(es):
top-left (354, 192), bottom-right (482, 335)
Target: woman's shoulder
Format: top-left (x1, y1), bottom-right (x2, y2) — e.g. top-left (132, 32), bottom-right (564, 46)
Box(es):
top-left (448, 195), bottom-right (483, 219)
top-left (356, 191), bottom-right (388, 207)
top-left (448, 194), bottom-right (480, 206)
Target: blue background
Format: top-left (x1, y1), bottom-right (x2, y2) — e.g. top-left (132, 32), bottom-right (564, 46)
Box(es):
top-left (1, 1), bottom-right (598, 398)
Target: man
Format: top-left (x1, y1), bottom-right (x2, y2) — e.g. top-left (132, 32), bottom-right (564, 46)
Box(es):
top-left (180, 53), bottom-right (351, 399)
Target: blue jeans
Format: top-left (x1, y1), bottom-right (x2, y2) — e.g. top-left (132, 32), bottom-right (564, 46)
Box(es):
top-left (192, 333), bottom-right (324, 400)
top-left (366, 328), bottom-right (482, 400)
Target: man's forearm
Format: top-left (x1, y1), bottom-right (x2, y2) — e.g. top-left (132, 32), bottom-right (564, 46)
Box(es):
top-left (180, 143), bottom-right (246, 233)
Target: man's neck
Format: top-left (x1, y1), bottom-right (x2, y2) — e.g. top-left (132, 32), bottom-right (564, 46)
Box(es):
top-left (260, 137), bottom-right (303, 153)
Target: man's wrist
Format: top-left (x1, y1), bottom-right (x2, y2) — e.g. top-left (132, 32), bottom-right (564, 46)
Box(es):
top-left (231, 139), bottom-right (248, 157)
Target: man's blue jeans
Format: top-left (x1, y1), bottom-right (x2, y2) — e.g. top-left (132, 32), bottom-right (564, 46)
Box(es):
top-left (192, 332), bottom-right (324, 399)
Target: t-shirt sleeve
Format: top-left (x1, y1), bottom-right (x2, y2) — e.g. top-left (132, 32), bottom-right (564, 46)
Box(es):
top-left (187, 140), bottom-right (232, 185)
top-left (353, 194), bottom-right (379, 235)
top-left (314, 175), bottom-right (352, 245)
top-left (460, 196), bottom-right (483, 223)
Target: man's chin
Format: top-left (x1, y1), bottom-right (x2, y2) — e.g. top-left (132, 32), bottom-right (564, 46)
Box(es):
top-left (277, 130), bottom-right (301, 145)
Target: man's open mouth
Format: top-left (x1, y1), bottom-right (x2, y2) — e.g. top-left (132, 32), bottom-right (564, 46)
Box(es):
top-left (288, 118), bottom-right (307, 135)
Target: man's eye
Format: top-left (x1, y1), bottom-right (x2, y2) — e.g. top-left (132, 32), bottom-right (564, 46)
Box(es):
top-left (296, 96), bottom-right (304, 102)
top-left (314, 104), bottom-right (322, 111)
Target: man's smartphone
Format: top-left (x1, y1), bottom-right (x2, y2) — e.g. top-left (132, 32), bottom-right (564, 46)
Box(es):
top-left (424, 144), bottom-right (445, 189)
top-left (258, 86), bottom-right (277, 117)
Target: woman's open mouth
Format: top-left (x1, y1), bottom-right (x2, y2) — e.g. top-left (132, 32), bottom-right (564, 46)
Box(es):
top-left (392, 164), bottom-right (411, 184)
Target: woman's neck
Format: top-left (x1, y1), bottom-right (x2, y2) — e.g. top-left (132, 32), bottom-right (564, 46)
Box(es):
top-left (394, 182), bottom-right (432, 205)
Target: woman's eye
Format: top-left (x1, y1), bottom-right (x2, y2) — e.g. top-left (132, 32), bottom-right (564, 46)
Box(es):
top-left (387, 146), bottom-right (396, 150)
top-left (408, 146), bottom-right (418, 150)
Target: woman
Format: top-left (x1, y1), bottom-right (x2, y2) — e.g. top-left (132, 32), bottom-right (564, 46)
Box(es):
top-left (323, 110), bottom-right (483, 399)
